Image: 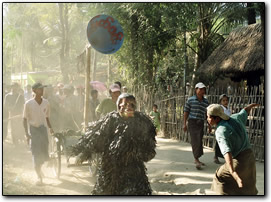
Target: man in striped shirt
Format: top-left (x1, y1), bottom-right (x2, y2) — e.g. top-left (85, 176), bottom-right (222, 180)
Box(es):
top-left (183, 82), bottom-right (211, 170)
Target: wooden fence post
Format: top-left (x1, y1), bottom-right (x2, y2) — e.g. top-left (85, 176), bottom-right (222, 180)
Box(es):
top-left (83, 45), bottom-right (91, 132)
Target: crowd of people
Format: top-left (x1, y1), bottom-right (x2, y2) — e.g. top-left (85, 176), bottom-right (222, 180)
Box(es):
top-left (3, 80), bottom-right (259, 195)
top-left (3, 81), bottom-right (112, 138)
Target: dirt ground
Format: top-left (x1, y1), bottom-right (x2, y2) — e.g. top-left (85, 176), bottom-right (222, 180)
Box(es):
top-left (2, 133), bottom-right (265, 197)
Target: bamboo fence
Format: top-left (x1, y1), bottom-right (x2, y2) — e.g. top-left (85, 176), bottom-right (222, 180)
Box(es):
top-left (133, 85), bottom-right (265, 162)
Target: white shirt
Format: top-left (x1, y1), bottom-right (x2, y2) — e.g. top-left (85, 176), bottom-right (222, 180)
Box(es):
top-left (23, 98), bottom-right (50, 128)
top-left (221, 105), bottom-right (231, 116)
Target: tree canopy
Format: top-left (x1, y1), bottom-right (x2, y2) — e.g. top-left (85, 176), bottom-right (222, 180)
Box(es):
top-left (3, 2), bottom-right (264, 90)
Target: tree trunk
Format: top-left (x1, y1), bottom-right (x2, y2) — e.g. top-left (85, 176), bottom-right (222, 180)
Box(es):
top-left (259, 3), bottom-right (265, 28)
top-left (107, 55), bottom-right (112, 86)
top-left (92, 50), bottom-right (97, 81)
top-left (64, 4), bottom-right (70, 58)
top-left (58, 3), bottom-right (68, 83)
top-left (84, 46), bottom-right (91, 132)
top-left (188, 53), bottom-right (198, 97)
top-left (147, 48), bottom-right (154, 84)
top-left (197, 3), bottom-right (213, 66)
top-left (30, 40), bottom-right (35, 72)
top-left (131, 14), bottom-right (139, 81)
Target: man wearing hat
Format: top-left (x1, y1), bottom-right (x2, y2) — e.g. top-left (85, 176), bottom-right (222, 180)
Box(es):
top-left (183, 82), bottom-right (211, 170)
top-left (95, 83), bottom-right (121, 119)
top-left (23, 82), bottom-right (54, 185)
top-left (207, 103), bottom-right (259, 195)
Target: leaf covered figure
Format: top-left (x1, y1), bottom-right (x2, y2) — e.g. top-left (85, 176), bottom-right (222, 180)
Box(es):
top-left (71, 93), bottom-right (157, 195)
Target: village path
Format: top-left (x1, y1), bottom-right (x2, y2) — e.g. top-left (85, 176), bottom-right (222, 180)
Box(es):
top-left (2, 134), bottom-right (265, 198)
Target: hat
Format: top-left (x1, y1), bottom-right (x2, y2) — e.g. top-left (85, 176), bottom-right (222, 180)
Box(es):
top-left (195, 82), bottom-right (206, 89)
top-left (110, 84), bottom-right (121, 92)
top-left (207, 104), bottom-right (230, 120)
top-left (219, 94), bottom-right (229, 102)
top-left (32, 82), bottom-right (47, 89)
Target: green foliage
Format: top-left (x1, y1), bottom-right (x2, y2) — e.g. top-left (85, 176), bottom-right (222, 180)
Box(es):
top-left (3, 2), bottom-right (262, 87)
top-left (3, 3), bottom-right (90, 83)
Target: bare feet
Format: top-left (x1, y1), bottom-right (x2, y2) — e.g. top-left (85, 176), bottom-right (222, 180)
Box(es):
top-left (195, 162), bottom-right (202, 170)
top-left (199, 162), bottom-right (205, 166)
top-left (195, 160), bottom-right (205, 166)
top-left (194, 159), bottom-right (205, 170)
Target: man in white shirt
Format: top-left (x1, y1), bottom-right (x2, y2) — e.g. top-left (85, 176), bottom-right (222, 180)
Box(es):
top-left (23, 82), bottom-right (54, 185)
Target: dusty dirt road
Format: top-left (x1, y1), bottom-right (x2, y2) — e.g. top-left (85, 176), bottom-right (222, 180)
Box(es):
top-left (2, 134), bottom-right (264, 196)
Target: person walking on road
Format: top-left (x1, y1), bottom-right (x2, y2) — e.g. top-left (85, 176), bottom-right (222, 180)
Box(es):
top-left (149, 104), bottom-right (161, 134)
top-left (23, 83), bottom-right (54, 185)
top-left (207, 103), bottom-right (259, 195)
top-left (183, 82), bottom-right (211, 170)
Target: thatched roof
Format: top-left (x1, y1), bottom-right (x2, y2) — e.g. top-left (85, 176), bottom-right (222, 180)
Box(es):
top-left (198, 23), bottom-right (264, 78)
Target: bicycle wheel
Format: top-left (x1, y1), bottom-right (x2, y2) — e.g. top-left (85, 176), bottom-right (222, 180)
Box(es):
top-left (49, 135), bottom-right (62, 178)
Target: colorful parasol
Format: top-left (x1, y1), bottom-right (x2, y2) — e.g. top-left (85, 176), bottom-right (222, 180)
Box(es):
top-left (90, 81), bottom-right (107, 92)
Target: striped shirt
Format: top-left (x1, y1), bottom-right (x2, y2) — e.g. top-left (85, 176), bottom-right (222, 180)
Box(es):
top-left (184, 95), bottom-right (209, 120)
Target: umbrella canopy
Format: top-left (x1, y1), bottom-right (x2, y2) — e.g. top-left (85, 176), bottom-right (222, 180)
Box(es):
top-left (90, 81), bottom-right (107, 92)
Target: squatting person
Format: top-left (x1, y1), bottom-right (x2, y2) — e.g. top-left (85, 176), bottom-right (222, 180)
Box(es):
top-left (207, 103), bottom-right (259, 195)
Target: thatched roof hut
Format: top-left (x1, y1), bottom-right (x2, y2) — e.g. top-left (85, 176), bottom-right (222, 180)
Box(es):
top-left (198, 23), bottom-right (264, 82)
